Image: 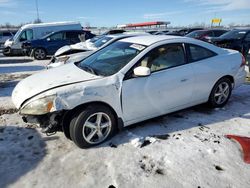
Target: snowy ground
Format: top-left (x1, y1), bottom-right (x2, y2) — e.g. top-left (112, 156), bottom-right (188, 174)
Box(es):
top-left (1, 53), bottom-right (250, 188)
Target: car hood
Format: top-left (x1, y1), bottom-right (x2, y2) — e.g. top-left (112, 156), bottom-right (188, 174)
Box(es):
top-left (54, 42), bottom-right (93, 57)
top-left (12, 63), bottom-right (101, 109)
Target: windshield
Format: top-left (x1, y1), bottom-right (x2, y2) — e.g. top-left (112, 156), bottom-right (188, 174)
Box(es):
top-left (219, 30), bottom-right (247, 40)
top-left (186, 30), bottom-right (205, 38)
top-left (93, 36), bottom-right (113, 48)
top-left (13, 29), bottom-right (22, 41)
top-left (78, 41), bottom-right (146, 76)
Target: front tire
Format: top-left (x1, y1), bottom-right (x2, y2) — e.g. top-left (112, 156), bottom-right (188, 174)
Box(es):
top-left (69, 105), bottom-right (117, 148)
top-left (34, 48), bottom-right (46, 60)
top-left (208, 77), bottom-right (232, 108)
top-left (3, 47), bottom-right (12, 56)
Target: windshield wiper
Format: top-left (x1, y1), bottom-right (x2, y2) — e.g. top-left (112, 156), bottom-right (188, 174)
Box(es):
top-left (81, 65), bottom-right (99, 75)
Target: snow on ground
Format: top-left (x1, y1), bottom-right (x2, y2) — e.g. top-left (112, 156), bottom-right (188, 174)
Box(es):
top-left (0, 53), bottom-right (47, 109)
top-left (1, 54), bottom-right (250, 188)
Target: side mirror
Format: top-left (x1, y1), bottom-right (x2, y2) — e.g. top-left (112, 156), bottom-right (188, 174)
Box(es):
top-left (133, 66), bottom-right (151, 77)
top-left (47, 37), bottom-right (51, 41)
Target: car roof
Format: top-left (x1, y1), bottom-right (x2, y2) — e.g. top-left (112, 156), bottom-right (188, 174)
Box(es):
top-left (119, 35), bottom-right (184, 46)
top-left (105, 32), bottom-right (149, 39)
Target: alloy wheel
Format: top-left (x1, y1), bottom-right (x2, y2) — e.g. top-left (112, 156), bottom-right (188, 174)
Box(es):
top-left (214, 82), bottom-right (230, 105)
top-left (82, 112), bottom-right (112, 144)
top-left (34, 49), bottom-right (46, 59)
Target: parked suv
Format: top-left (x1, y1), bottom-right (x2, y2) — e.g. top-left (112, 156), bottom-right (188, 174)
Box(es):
top-left (211, 29), bottom-right (250, 58)
top-left (22, 30), bottom-right (95, 60)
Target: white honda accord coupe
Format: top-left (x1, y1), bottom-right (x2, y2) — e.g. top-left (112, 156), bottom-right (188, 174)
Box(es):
top-left (12, 35), bottom-right (246, 148)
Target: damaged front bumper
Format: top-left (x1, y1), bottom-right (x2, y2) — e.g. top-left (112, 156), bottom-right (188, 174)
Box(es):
top-left (22, 111), bottom-right (64, 134)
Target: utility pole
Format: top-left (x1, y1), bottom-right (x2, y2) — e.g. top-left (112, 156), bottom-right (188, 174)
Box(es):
top-left (35, 0), bottom-right (40, 21)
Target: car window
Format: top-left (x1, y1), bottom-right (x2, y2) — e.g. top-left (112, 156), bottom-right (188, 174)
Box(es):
top-left (66, 32), bottom-right (81, 43)
top-left (244, 33), bottom-right (250, 42)
top-left (206, 31), bottom-right (214, 37)
top-left (94, 36), bottom-right (113, 48)
top-left (214, 30), bottom-right (226, 37)
top-left (186, 31), bottom-right (205, 38)
top-left (26, 29), bottom-right (33, 40)
top-left (220, 30), bottom-right (247, 40)
top-left (187, 44), bottom-right (216, 62)
top-left (50, 32), bottom-right (65, 40)
top-left (19, 29), bottom-right (33, 41)
top-left (139, 44), bottom-right (185, 72)
top-left (66, 32), bottom-right (79, 39)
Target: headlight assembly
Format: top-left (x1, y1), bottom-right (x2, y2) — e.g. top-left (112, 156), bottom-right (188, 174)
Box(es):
top-left (56, 55), bottom-right (70, 64)
top-left (20, 95), bottom-right (56, 115)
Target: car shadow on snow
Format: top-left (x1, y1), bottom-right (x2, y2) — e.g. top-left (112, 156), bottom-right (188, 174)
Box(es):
top-left (0, 81), bottom-right (19, 97)
top-left (0, 65), bottom-right (44, 74)
top-left (96, 85), bottom-right (250, 149)
top-left (0, 58), bottom-right (33, 64)
top-left (0, 125), bottom-right (47, 187)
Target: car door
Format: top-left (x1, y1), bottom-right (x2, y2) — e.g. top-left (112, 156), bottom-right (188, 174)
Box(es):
top-left (46, 31), bottom-right (69, 55)
top-left (121, 43), bottom-right (195, 124)
top-left (185, 43), bottom-right (219, 102)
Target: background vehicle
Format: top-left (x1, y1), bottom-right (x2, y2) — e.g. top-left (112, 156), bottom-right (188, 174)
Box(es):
top-left (153, 30), bottom-right (169, 35)
top-left (12, 35), bottom-right (246, 148)
top-left (0, 29), bottom-right (17, 50)
top-left (211, 29), bottom-right (250, 58)
top-left (101, 29), bottom-right (126, 35)
top-left (47, 32), bottom-right (149, 68)
top-left (185, 29), bottom-right (228, 42)
top-left (174, 28), bottom-right (203, 36)
top-left (3, 21), bottom-right (82, 56)
top-left (22, 30), bottom-right (95, 60)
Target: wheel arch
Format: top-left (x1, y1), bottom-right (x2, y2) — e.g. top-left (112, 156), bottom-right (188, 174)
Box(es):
top-left (208, 75), bottom-right (234, 102)
top-left (33, 47), bottom-right (47, 58)
top-left (62, 101), bottom-right (123, 139)
top-left (35, 47), bottom-right (47, 53)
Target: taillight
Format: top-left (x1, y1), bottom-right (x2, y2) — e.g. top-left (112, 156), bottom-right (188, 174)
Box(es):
top-left (241, 55), bottom-right (246, 67)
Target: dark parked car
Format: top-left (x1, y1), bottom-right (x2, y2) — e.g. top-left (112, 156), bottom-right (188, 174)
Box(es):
top-left (185, 29), bottom-right (228, 42)
top-left (0, 30), bottom-right (17, 49)
top-left (22, 30), bottom-right (95, 60)
top-left (211, 29), bottom-right (250, 58)
top-left (163, 28), bottom-right (203, 36)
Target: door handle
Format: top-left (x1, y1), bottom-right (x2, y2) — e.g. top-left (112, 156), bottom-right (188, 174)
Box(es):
top-left (180, 78), bottom-right (188, 82)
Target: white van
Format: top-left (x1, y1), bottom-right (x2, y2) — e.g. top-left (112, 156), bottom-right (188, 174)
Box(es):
top-left (3, 21), bottom-right (82, 56)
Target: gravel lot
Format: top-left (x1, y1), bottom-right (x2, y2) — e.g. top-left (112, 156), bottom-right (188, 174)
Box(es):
top-left (1, 53), bottom-right (250, 188)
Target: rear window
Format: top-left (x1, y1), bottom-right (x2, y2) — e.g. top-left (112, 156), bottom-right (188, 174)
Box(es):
top-left (186, 31), bottom-right (206, 38)
top-left (187, 44), bottom-right (217, 62)
top-left (220, 30), bottom-right (247, 40)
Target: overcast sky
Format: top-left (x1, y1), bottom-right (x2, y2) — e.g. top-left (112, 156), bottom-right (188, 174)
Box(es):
top-left (0, 0), bottom-right (250, 27)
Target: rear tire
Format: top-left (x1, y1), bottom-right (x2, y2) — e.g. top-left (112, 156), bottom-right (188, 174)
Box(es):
top-left (208, 77), bottom-right (232, 108)
top-left (34, 48), bottom-right (46, 60)
top-left (69, 105), bottom-right (117, 148)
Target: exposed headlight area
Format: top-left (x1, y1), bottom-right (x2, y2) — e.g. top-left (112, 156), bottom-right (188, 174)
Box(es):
top-left (20, 95), bottom-right (56, 115)
top-left (47, 55), bottom-right (70, 69)
top-left (56, 55), bottom-right (70, 63)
